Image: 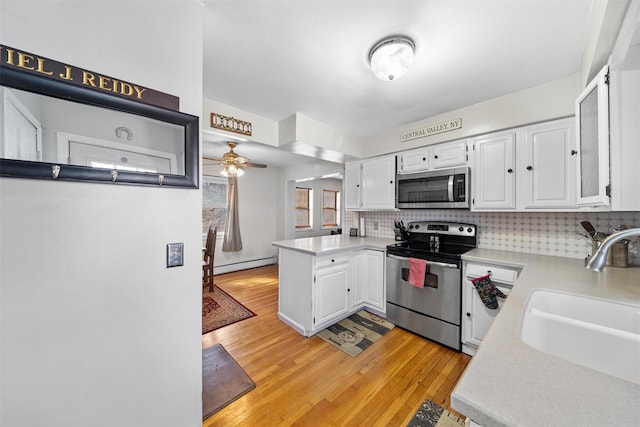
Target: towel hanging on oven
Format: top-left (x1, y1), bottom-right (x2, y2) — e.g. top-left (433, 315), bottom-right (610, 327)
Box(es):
top-left (471, 274), bottom-right (506, 309)
top-left (403, 259), bottom-right (438, 289)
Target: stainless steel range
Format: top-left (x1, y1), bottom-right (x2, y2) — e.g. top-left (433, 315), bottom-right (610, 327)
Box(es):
top-left (386, 221), bottom-right (477, 350)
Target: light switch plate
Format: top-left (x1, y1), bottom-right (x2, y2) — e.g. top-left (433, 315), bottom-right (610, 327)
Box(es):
top-left (166, 243), bottom-right (184, 268)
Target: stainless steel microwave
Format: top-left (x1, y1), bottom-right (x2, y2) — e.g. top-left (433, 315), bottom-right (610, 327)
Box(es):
top-left (395, 167), bottom-right (470, 209)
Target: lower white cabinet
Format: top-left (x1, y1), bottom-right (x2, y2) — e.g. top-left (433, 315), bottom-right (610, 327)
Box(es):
top-left (461, 262), bottom-right (520, 356)
top-left (351, 249), bottom-right (386, 312)
top-left (278, 247), bottom-right (386, 336)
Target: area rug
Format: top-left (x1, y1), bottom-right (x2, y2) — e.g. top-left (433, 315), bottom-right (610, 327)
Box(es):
top-left (202, 286), bottom-right (256, 334)
top-left (317, 310), bottom-right (395, 357)
top-left (406, 400), bottom-right (465, 427)
top-left (202, 344), bottom-right (256, 420)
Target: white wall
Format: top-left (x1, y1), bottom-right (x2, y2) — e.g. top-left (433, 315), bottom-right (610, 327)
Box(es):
top-left (208, 167), bottom-right (280, 272)
top-left (363, 73), bottom-right (580, 158)
top-left (293, 177), bottom-right (343, 239)
top-left (0, 2), bottom-right (204, 426)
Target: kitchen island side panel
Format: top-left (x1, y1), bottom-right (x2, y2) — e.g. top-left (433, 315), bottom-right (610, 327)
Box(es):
top-left (277, 248), bottom-right (314, 335)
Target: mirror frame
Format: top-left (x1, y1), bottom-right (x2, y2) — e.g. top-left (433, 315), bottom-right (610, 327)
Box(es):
top-left (0, 66), bottom-right (199, 188)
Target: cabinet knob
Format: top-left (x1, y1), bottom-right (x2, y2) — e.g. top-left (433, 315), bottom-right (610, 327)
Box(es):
top-left (390, 180), bottom-right (393, 184)
top-left (487, 270), bottom-right (492, 276)
top-left (466, 312), bottom-right (471, 317)
top-left (526, 165), bottom-right (533, 171)
top-left (434, 155), bottom-right (438, 159)
top-left (507, 168), bottom-right (513, 173)
top-left (347, 288), bottom-right (351, 292)
top-left (571, 149), bottom-right (578, 156)
top-left (422, 157), bottom-right (426, 161)
top-left (331, 259), bottom-right (335, 263)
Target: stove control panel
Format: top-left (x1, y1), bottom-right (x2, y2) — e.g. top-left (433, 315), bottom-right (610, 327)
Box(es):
top-left (407, 221), bottom-right (476, 237)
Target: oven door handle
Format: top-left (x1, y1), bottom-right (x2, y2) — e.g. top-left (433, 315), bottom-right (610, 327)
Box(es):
top-left (387, 254), bottom-right (459, 269)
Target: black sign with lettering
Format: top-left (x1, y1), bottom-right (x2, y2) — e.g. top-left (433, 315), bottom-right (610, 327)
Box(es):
top-left (0, 45), bottom-right (179, 111)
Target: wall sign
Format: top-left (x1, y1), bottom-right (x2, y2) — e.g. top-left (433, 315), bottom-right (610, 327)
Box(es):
top-left (401, 118), bottom-right (462, 142)
top-left (0, 45), bottom-right (179, 110)
top-left (210, 112), bottom-right (253, 136)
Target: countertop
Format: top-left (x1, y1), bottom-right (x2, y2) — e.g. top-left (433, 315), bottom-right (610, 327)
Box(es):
top-left (272, 235), bottom-right (396, 255)
top-left (452, 248), bottom-right (640, 427)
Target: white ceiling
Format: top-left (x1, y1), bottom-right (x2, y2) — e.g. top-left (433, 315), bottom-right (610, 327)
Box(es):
top-left (201, 0), bottom-right (594, 166)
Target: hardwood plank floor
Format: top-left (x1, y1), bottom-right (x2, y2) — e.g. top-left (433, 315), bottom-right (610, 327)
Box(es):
top-left (202, 264), bottom-right (471, 426)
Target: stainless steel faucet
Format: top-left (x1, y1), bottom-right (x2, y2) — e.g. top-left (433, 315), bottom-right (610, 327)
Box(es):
top-left (585, 227), bottom-right (640, 272)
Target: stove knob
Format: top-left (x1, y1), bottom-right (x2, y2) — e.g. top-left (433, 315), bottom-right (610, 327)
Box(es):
top-left (414, 224), bottom-right (420, 229)
top-left (458, 226), bottom-right (464, 232)
top-left (467, 227), bottom-right (473, 233)
top-left (409, 224), bottom-right (414, 230)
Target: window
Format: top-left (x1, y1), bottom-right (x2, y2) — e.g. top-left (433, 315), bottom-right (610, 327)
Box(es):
top-left (202, 176), bottom-right (227, 234)
top-left (295, 187), bottom-right (312, 228)
top-left (322, 190), bottom-right (340, 227)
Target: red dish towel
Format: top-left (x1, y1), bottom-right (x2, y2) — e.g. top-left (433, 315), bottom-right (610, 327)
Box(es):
top-left (408, 258), bottom-right (428, 288)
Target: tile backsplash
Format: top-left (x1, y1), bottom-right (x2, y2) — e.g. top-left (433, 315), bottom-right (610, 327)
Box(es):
top-left (347, 210), bottom-right (640, 265)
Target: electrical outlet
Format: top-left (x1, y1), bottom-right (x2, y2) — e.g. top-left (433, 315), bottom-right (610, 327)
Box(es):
top-left (167, 243), bottom-right (184, 267)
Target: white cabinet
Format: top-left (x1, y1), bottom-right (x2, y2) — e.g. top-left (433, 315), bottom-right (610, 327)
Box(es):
top-left (314, 259), bottom-right (350, 326)
top-left (344, 161), bottom-right (362, 210)
top-left (576, 64), bottom-right (610, 207)
top-left (472, 118), bottom-right (577, 211)
top-left (472, 131), bottom-right (516, 210)
top-left (432, 140), bottom-right (467, 169)
top-left (361, 155), bottom-right (396, 209)
top-left (518, 118), bottom-right (576, 209)
top-left (277, 247), bottom-right (386, 336)
top-left (397, 139), bottom-right (468, 174)
top-left (351, 249), bottom-right (385, 312)
top-left (397, 146), bottom-right (429, 173)
top-left (462, 262), bottom-right (520, 356)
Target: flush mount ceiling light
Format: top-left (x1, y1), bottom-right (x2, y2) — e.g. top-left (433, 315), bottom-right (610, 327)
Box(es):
top-left (368, 35), bottom-right (415, 81)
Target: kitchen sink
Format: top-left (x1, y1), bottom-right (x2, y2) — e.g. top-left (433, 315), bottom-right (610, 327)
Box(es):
top-left (520, 289), bottom-right (640, 385)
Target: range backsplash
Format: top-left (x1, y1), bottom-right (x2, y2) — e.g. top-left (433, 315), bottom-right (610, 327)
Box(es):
top-left (346, 210), bottom-right (640, 265)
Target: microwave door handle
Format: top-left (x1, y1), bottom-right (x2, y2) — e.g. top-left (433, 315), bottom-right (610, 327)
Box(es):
top-left (387, 254), bottom-right (458, 269)
top-left (448, 175), bottom-right (454, 201)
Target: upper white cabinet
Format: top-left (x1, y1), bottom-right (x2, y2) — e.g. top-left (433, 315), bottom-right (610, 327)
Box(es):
top-left (576, 65), bottom-right (611, 207)
top-left (344, 161), bottom-right (362, 210)
top-left (345, 155), bottom-right (395, 210)
top-left (472, 118), bottom-right (577, 211)
top-left (432, 140), bottom-right (468, 169)
top-left (472, 131), bottom-right (516, 210)
top-left (518, 118), bottom-right (576, 209)
top-left (397, 139), bottom-right (468, 174)
top-left (361, 155), bottom-right (396, 210)
top-left (397, 146), bottom-right (429, 173)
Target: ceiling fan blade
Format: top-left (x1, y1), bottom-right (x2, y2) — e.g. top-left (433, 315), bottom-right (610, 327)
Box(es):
top-left (203, 156), bottom-right (225, 163)
top-left (246, 162), bottom-right (267, 168)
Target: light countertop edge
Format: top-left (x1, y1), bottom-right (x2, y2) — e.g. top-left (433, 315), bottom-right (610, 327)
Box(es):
top-left (272, 235), bottom-right (396, 255)
top-left (452, 248), bottom-right (640, 427)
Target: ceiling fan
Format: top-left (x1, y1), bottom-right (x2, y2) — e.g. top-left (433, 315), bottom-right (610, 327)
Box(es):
top-left (203, 141), bottom-right (267, 177)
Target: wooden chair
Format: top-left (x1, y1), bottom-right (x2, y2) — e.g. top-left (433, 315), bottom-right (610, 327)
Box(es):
top-left (202, 226), bottom-right (217, 292)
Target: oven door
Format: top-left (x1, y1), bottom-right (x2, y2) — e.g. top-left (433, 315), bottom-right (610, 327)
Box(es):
top-left (385, 253), bottom-right (461, 326)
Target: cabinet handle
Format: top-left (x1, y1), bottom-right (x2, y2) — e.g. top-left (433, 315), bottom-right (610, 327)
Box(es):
top-left (507, 168), bottom-right (513, 173)
top-left (526, 165), bottom-right (533, 171)
top-left (571, 150), bottom-right (578, 155)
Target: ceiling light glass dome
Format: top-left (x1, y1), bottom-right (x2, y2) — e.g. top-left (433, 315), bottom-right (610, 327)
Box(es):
top-left (368, 36), bottom-right (415, 81)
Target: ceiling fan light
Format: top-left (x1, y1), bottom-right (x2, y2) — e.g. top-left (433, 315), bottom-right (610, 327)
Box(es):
top-left (368, 36), bottom-right (415, 81)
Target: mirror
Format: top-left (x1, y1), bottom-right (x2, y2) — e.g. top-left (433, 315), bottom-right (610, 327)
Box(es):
top-left (0, 66), bottom-right (198, 188)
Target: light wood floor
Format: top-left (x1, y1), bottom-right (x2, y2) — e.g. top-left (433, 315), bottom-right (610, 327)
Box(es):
top-left (202, 264), bottom-right (471, 426)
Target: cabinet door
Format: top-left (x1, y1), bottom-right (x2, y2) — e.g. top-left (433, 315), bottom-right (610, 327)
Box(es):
top-left (361, 155), bottom-right (396, 209)
top-left (314, 263), bottom-right (350, 326)
top-left (432, 140), bottom-right (467, 169)
top-left (472, 132), bottom-right (516, 210)
top-left (344, 161), bottom-right (362, 210)
top-left (519, 119), bottom-right (576, 209)
top-left (398, 147), bottom-right (429, 174)
top-left (349, 251), bottom-right (365, 308)
top-left (462, 279), bottom-right (510, 348)
top-left (362, 250), bottom-right (385, 311)
top-left (576, 65), bottom-right (610, 206)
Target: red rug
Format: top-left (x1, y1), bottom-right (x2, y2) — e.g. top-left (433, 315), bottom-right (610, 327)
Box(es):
top-left (202, 286), bottom-right (256, 334)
